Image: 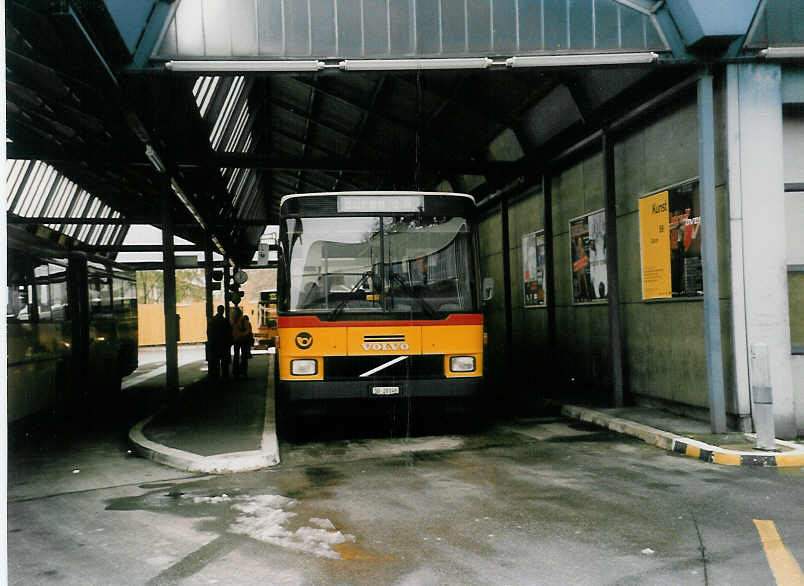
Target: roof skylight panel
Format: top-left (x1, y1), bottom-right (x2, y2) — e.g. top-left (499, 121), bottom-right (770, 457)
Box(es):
top-left (210, 76), bottom-right (245, 150)
top-left (193, 75), bottom-right (220, 118)
top-left (224, 103), bottom-right (251, 152)
top-left (77, 199), bottom-right (101, 241)
top-left (26, 166), bottom-right (58, 217)
top-left (51, 182), bottom-right (78, 218)
top-left (17, 162), bottom-right (49, 216)
top-left (6, 160), bottom-right (31, 209)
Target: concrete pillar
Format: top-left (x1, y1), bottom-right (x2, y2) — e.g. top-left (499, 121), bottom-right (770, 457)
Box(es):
top-left (603, 132), bottom-right (624, 407)
top-left (726, 64), bottom-right (796, 439)
top-left (698, 70), bottom-right (728, 433)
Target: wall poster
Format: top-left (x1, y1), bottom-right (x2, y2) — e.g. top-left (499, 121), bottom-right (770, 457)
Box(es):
top-left (522, 230), bottom-right (546, 307)
top-left (638, 179), bottom-right (702, 299)
top-left (569, 210), bottom-right (607, 303)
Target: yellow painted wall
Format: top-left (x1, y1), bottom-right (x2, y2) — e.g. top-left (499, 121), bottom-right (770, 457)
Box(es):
top-left (138, 302), bottom-right (259, 346)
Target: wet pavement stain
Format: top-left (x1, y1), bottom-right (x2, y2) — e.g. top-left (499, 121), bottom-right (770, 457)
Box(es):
top-left (566, 420), bottom-right (608, 432)
top-left (546, 432), bottom-right (623, 443)
top-left (304, 466), bottom-right (344, 487)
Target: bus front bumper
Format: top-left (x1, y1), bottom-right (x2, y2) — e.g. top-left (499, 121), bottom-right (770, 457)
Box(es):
top-left (277, 378), bottom-right (483, 403)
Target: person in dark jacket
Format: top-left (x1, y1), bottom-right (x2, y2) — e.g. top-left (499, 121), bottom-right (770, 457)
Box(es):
top-left (207, 305), bottom-right (232, 379)
top-left (232, 310), bottom-right (253, 379)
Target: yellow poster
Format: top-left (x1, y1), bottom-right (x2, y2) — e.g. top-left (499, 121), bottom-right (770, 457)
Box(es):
top-left (639, 191), bottom-right (672, 299)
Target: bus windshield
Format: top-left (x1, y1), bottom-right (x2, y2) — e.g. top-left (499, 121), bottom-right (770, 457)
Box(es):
top-left (283, 214), bottom-right (475, 316)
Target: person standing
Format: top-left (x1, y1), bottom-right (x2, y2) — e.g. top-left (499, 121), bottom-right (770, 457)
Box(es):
top-left (207, 305), bottom-right (233, 380)
top-left (232, 309), bottom-right (253, 379)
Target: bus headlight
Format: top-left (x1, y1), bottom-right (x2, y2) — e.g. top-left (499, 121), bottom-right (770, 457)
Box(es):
top-left (291, 359), bottom-right (317, 375)
top-left (449, 356), bottom-right (476, 372)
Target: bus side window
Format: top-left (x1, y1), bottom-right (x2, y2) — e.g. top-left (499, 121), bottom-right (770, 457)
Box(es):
top-left (48, 264), bottom-right (69, 321)
top-left (35, 264), bottom-right (51, 321)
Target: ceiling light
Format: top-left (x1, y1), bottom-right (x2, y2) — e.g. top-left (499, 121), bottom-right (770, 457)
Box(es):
top-left (506, 52), bottom-right (658, 68)
top-left (144, 144), bottom-right (166, 173)
top-left (339, 58), bottom-right (493, 71)
top-left (165, 60), bottom-right (326, 72)
top-left (761, 47), bottom-right (804, 59)
top-left (170, 178), bottom-right (207, 231)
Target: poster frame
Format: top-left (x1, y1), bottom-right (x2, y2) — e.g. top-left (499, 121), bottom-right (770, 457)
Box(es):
top-left (638, 177), bottom-right (703, 302)
top-left (522, 229), bottom-right (547, 308)
top-left (568, 208), bottom-right (608, 306)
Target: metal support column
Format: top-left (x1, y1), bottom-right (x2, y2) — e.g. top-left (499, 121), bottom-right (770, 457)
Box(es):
top-left (602, 132), bottom-right (625, 407)
top-left (204, 236), bottom-right (214, 321)
top-left (223, 262), bottom-right (231, 321)
top-left (500, 198), bottom-right (513, 383)
top-left (698, 69), bottom-right (728, 433)
top-left (161, 188), bottom-right (179, 398)
top-left (543, 172), bottom-right (558, 383)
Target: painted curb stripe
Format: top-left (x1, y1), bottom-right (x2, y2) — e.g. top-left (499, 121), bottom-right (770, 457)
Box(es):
top-left (775, 453), bottom-right (804, 467)
top-left (562, 405), bottom-right (804, 467)
top-left (712, 451), bottom-right (741, 466)
top-left (674, 438), bottom-right (800, 467)
top-left (741, 454), bottom-right (778, 467)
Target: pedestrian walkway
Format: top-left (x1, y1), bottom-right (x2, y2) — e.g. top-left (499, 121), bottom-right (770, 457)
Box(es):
top-left (129, 350), bottom-right (279, 473)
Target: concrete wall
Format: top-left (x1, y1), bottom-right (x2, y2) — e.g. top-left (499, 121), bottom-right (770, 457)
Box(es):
top-left (478, 79), bottom-right (742, 420)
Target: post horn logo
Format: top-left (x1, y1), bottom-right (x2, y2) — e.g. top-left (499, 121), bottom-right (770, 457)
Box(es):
top-left (295, 331), bottom-right (313, 349)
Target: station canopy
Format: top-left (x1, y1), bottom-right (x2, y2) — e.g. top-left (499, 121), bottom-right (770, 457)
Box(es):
top-left (6, 0), bottom-right (801, 266)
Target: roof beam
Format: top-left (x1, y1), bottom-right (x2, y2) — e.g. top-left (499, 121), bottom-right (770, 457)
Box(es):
top-left (8, 143), bottom-right (522, 175)
top-left (7, 214), bottom-right (274, 226)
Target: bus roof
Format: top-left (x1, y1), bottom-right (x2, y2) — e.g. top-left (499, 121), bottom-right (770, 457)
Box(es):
top-left (278, 191), bottom-right (476, 207)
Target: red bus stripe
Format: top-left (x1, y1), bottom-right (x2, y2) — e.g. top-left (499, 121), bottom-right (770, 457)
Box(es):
top-left (278, 314), bottom-right (483, 328)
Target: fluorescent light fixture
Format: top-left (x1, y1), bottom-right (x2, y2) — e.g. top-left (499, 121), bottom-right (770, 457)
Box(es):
top-left (170, 178), bottom-right (207, 231)
top-left (144, 144), bottom-right (166, 173)
top-left (165, 60), bottom-right (326, 72)
top-left (339, 57), bottom-right (493, 71)
top-left (506, 52), bottom-right (658, 68)
top-left (761, 47), bottom-right (804, 59)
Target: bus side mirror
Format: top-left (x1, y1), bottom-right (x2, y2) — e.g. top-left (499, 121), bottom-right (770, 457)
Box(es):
top-left (481, 277), bottom-right (494, 304)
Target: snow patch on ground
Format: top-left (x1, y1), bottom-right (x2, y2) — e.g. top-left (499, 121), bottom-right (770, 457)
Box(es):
top-left (188, 494), bottom-right (233, 504)
top-left (309, 518), bottom-right (335, 530)
top-left (228, 495), bottom-right (354, 559)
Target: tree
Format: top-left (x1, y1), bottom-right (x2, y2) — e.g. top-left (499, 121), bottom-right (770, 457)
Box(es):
top-left (138, 271), bottom-right (163, 304)
top-left (137, 269), bottom-right (208, 304)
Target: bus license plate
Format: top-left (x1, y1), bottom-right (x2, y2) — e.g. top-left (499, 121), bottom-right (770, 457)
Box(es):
top-left (372, 386), bottom-right (400, 396)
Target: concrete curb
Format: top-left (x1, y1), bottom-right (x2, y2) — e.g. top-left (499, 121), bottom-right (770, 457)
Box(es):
top-left (128, 354), bottom-right (281, 474)
top-left (129, 411), bottom-right (279, 474)
top-left (561, 404), bottom-right (804, 467)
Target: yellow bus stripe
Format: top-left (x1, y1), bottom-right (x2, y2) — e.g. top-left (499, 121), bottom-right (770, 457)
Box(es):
top-left (753, 520), bottom-right (804, 586)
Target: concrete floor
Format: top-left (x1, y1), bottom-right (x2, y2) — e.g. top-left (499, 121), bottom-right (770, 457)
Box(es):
top-left (7, 348), bottom-right (804, 585)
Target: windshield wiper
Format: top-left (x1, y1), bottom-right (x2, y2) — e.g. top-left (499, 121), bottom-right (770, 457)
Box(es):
top-left (328, 270), bottom-right (374, 321)
top-left (389, 272), bottom-right (437, 319)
